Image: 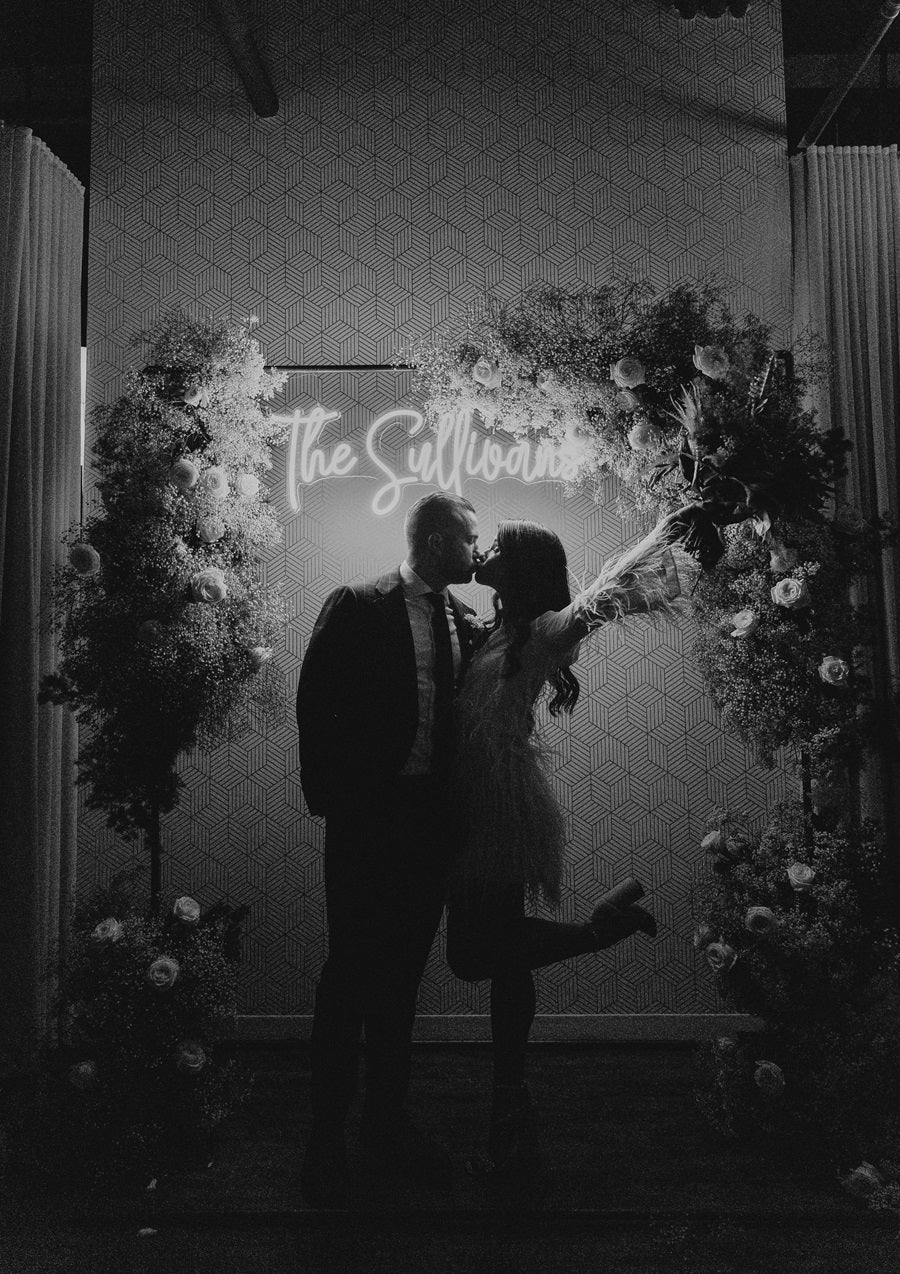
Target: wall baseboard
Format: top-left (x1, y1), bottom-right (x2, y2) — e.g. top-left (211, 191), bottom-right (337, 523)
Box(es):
top-left (231, 1014), bottom-right (765, 1043)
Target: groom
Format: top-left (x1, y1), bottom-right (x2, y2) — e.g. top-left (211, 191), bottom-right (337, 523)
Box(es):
top-left (296, 490), bottom-right (482, 1208)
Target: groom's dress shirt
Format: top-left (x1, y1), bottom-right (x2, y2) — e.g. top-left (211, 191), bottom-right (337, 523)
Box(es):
top-left (399, 560), bottom-right (461, 776)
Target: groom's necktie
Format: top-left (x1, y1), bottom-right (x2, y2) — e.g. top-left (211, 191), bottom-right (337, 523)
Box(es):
top-left (426, 592), bottom-right (455, 773)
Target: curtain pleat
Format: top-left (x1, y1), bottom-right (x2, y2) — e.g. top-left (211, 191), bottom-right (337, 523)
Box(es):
top-left (790, 145), bottom-right (900, 825)
top-left (0, 126), bottom-right (83, 1066)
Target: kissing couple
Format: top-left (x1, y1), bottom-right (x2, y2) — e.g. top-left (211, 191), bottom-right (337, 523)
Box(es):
top-left (297, 490), bottom-right (685, 1207)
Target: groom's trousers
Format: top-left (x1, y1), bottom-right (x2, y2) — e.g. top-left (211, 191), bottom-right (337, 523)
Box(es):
top-left (309, 776), bottom-right (450, 1128)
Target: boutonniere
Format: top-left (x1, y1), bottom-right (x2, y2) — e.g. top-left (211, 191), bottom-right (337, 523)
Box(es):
top-left (461, 613), bottom-right (491, 649)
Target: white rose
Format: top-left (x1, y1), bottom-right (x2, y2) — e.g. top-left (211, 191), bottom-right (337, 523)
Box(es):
top-left (753, 1060), bottom-right (785, 1096)
top-left (68, 1059), bottom-right (98, 1090)
top-left (609, 356), bottom-right (645, 389)
top-left (198, 466), bottom-right (230, 501)
top-left (616, 389), bottom-right (641, 414)
top-left (235, 472), bottom-right (261, 499)
top-left (770, 577), bottom-right (810, 609)
top-left (701, 829), bottom-right (729, 858)
top-left (818, 656), bottom-right (850, 687)
top-left (146, 955), bottom-right (180, 990)
top-left (744, 905), bottom-right (777, 936)
top-left (172, 896), bottom-right (200, 926)
top-left (69, 543), bottom-right (101, 576)
top-left (197, 516), bottom-right (225, 544)
top-left (692, 344), bottom-right (730, 380)
top-left (91, 917), bottom-right (123, 946)
top-left (751, 511), bottom-right (772, 537)
top-left (692, 922), bottom-right (714, 950)
top-left (247, 645), bottom-right (273, 671)
top-left (840, 1162), bottom-right (884, 1199)
top-left (191, 567), bottom-right (228, 604)
top-left (769, 543), bottom-right (798, 573)
top-left (169, 458), bottom-right (200, 492)
top-left (705, 941), bottom-right (737, 973)
top-left (174, 1039), bottom-right (207, 1075)
top-left (787, 862), bottom-right (816, 892)
top-left (471, 357), bottom-right (502, 389)
top-left (180, 380), bottom-right (210, 408)
top-left (626, 421), bottom-right (663, 452)
top-left (730, 608), bottom-right (759, 639)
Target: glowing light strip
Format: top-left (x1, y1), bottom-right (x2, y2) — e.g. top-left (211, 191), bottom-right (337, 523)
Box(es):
top-left (276, 406), bottom-right (580, 516)
top-left (80, 346), bottom-right (87, 469)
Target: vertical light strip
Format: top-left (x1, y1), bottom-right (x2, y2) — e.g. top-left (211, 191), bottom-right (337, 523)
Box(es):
top-left (80, 346), bottom-right (87, 524)
top-left (80, 346), bottom-right (87, 468)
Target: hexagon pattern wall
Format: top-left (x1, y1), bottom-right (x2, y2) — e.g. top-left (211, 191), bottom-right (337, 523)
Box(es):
top-left (86, 0), bottom-right (791, 1019)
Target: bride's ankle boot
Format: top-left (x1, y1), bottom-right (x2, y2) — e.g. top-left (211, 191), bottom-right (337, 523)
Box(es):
top-left (589, 878), bottom-right (657, 947)
top-left (467, 1083), bottom-right (539, 1177)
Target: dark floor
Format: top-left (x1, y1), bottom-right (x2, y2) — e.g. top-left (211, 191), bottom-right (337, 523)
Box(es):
top-left (1, 1042), bottom-right (898, 1273)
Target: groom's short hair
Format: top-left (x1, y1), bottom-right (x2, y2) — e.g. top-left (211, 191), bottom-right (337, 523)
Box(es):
top-left (405, 492), bottom-right (475, 551)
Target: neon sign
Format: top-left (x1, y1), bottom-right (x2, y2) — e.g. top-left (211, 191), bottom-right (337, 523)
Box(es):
top-left (276, 406), bottom-right (582, 516)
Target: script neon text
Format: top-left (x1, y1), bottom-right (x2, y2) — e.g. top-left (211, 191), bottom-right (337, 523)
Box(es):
top-left (278, 406), bottom-right (579, 516)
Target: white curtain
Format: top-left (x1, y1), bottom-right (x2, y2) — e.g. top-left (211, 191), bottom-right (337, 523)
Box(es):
top-left (790, 145), bottom-right (900, 822)
top-left (0, 126), bottom-right (83, 1066)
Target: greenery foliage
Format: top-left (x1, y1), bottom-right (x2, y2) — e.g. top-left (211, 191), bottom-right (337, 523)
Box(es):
top-left (690, 515), bottom-right (881, 769)
top-left (40, 312), bottom-right (289, 834)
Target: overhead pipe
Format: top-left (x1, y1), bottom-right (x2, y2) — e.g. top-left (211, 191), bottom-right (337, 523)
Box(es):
top-left (795, 0), bottom-right (900, 150)
top-left (208, 0), bottom-right (279, 118)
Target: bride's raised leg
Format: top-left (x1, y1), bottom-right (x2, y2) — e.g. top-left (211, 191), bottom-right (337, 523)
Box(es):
top-left (589, 876), bottom-right (657, 944)
top-left (519, 877), bottom-right (657, 968)
top-left (447, 882), bottom-right (655, 1177)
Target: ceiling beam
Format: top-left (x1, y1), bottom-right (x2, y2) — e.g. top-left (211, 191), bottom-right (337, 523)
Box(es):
top-left (786, 52), bottom-right (900, 89)
top-left (207, 0), bottom-right (278, 118)
top-left (795, 0), bottom-right (900, 149)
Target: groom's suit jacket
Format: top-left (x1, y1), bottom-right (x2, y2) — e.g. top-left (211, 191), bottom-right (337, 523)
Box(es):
top-left (297, 567), bottom-right (478, 817)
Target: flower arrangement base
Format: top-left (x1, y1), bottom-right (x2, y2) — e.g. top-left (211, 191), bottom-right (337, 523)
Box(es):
top-left (692, 802), bottom-right (900, 1202)
top-left (7, 1048), bottom-right (249, 1191)
top-left (20, 881), bottom-right (255, 1191)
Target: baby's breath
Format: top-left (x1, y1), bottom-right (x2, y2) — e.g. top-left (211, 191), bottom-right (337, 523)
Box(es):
top-left (11, 881), bottom-right (251, 1181)
top-left (41, 311), bottom-right (289, 835)
top-left (692, 800), bottom-right (900, 1180)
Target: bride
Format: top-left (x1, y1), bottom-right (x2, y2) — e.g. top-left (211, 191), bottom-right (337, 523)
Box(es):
top-left (446, 510), bottom-right (686, 1176)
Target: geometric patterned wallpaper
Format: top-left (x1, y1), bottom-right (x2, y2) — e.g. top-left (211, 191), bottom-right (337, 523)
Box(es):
top-left (86, 0), bottom-right (791, 1020)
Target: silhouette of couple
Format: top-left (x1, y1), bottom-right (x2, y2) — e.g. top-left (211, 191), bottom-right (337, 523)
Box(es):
top-left (297, 490), bottom-right (683, 1207)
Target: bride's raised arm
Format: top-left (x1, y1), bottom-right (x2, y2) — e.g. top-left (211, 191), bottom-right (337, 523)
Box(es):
top-left (535, 510), bottom-right (689, 650)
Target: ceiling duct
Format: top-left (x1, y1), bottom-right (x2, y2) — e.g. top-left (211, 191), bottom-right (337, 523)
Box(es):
top-left (208, 0), bottom-right (278, 118)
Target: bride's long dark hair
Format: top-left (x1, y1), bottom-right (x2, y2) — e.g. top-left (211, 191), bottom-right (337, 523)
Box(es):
top-left (493, 520), bottom-right (580, 715)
